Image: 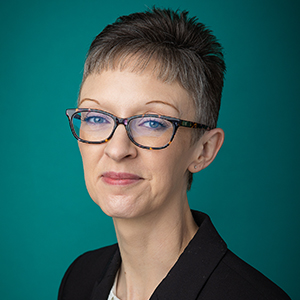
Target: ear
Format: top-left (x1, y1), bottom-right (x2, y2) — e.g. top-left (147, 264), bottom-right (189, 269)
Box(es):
top-left (188, 128), bottom-right (224, 173)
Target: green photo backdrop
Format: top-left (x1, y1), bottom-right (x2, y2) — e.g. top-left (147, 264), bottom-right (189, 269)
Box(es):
top-left (0, 0), bottom-right (299, 299)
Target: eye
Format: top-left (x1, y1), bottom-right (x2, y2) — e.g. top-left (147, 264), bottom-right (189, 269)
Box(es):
top-left (85, 116), bottom-right (105, 124)
top-left (83, 113), bottom-right (111, 125)
top-left (138, 117), bottom-right (170, 131)
top-left (145, 120), bottom-right (163, 129)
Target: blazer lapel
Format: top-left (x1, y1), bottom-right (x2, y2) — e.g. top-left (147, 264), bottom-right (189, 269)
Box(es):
top-left (90, 247), bottom-right (121, 300)
top-left (150, 211), bottom-right (227, 300)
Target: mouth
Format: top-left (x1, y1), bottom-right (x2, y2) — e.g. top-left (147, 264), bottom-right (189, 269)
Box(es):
top-left (101, 172), bottom-right (143, 186)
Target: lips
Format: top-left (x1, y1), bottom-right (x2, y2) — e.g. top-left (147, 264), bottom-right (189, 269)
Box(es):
top-left (101, 172), bottom-right (142, 185)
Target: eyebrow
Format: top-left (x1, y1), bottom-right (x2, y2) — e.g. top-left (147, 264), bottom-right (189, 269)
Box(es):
top-left (79, 98), bottom-right (100, 105)
top-left (79, 98), bottom-right (180, 113)
top-left (145, 100), bottom-right (180, 113)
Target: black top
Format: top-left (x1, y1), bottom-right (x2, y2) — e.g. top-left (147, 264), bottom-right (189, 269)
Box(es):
top-left (58, 210), bottom-right (290, 300)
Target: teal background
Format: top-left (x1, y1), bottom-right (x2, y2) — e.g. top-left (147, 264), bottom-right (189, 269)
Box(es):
top-left (0, 0), bottom-right (299, 299)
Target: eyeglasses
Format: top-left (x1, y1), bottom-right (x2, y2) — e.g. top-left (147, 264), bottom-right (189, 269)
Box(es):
top-left (66, 108), bottom-right (211, 150)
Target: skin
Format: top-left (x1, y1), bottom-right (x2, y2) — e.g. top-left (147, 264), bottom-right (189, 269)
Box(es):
top-left (78, 68), bottom-right (224, 300)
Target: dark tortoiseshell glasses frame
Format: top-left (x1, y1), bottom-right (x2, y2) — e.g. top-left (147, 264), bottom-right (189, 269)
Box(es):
top-left (66, 108), bottom-right (211, 150)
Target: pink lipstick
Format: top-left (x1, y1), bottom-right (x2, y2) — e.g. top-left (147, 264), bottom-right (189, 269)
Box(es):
top-left (102, 172), bottom-right (142, 185)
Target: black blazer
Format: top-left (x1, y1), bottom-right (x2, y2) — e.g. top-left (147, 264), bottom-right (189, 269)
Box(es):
top-left (58, 211), bottom-right (290, 300)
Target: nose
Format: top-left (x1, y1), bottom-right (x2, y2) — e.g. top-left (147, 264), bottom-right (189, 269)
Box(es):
top-left (104, 124), bottom-right (138, 161)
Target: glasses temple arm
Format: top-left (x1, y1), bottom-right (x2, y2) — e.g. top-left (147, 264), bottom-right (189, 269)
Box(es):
top-left (179, 120), bottom-right (211, 130)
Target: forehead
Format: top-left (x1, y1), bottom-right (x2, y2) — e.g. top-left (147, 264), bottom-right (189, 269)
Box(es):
top-left (79, 68), bottom-right (196, 119)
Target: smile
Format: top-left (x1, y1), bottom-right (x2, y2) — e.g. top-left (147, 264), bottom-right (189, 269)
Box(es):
top-left (101, 172), bottom-right (143, 186)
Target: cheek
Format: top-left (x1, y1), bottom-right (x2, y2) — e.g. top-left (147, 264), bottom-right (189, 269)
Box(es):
top-left (164, 133), bottom-right (194, 179)
top-left (147, 145), bottom-right (191, 189)
top-left (79, 143), bottom-right (103, 166)
top-left (79, 144), bottom-right (103, 190)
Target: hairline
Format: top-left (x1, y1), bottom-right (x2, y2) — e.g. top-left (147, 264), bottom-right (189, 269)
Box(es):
top-left (78, 56), bottom-right (201, 122)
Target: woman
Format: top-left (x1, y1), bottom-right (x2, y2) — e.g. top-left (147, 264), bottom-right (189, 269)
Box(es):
top-left (59, 8), bottom-right (290, 300)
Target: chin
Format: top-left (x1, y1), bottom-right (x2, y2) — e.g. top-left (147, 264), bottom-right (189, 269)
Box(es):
top-left (94, 194), bottom-right (142, 219)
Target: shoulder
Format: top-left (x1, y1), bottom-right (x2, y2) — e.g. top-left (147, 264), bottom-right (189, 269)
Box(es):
top-left (58, 244), bottom-right (118, 300)
top-left (204, 249), bottom-right (291, 300)
top-left (190, 210), bottom-right (290, 299)
top-left (64, 244), bottom-right (118, 273)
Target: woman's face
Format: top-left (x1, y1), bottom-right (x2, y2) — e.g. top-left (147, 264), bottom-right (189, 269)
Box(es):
top-left (78, 68), bottom-right (201, 220)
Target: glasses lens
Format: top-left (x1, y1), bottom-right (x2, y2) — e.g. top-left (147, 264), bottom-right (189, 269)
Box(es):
top-left (129, 116), bottom-right (174, 148)
top-left (72, 111), bottom-right (114, 142)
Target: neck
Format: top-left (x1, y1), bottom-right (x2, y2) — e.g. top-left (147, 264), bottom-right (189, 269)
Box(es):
top-left (113, 202), bottom-right (198, 300)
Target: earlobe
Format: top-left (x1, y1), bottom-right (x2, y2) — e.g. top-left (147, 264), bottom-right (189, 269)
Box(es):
top-left (188, 128), bottom-right (224, 173)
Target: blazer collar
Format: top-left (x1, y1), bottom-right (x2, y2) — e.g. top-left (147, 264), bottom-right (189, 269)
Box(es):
top-left (150, 210), bottom-right (227, 299)
top-left (91, 211), bottom-right (227, 300)
top-left (90, 246), bottom-right (121, 300)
